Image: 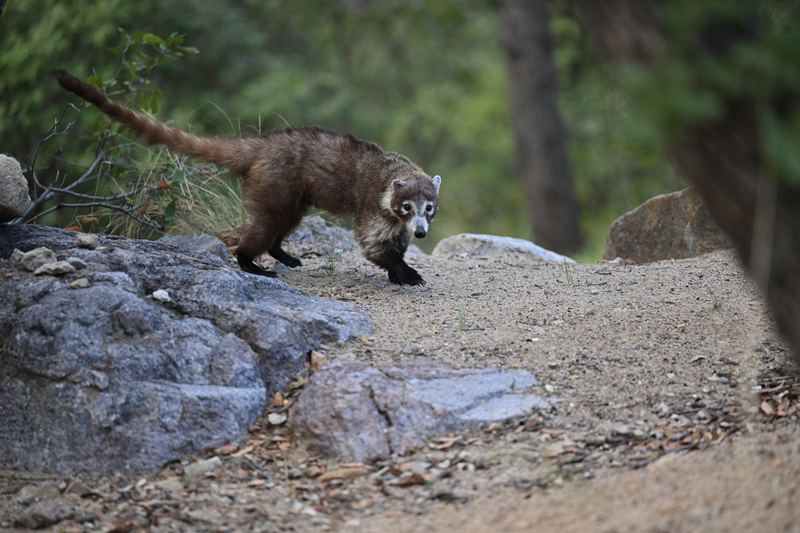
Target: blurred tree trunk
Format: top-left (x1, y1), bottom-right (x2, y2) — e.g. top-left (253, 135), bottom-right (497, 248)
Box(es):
top-left (497, 0), bottom-right (584, 255)
top-left (572, 0), bottom-right (800, 368)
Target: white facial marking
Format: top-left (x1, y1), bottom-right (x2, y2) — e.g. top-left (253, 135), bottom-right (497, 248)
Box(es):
top-left (432, 175), bottom-right (441, 194)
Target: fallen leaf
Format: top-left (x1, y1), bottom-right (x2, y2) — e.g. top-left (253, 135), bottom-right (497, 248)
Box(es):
top-left (360, 336), bottom-right (375, 347)
top-left (65, 226), bottom-right (84, 232)
top-left (139, 199), bottom-right (150, 215)
top-left (287, 376), bottom-right (307, 391)
top-left (761, 401), bottom-right (775, 416)
top-left (81, 217), bottom-right (99, 224)
top-left (215, 443), bottom-right (239, 455)
top-left (248, 479), bottom-right (266, 487)
top-left (689, 355), bottom-right (706, 363)
top-left (542, 428), bottom-right (564, 436)
top-left (317, 468), bottom-right (367, 482)
top-left (397, 473), bottom-right (426, 487)
top-left (232, 445), bottom-right (254, 457)
top-left (248, 424), bottom-right (262, 433)
top-left (271, 392), bottom-right (284, 407)
top-left (310, 350), bottom-right (331, 370)
top-left (278, 442), bottom-right (291, 451)
top-left (674, 324), bottom-right (686, 329)
top-left (157, 179), bottom-right (172, 190)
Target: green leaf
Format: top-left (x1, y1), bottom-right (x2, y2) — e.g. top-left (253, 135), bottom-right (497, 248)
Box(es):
top-left (150, 91), bottom-right (159, 113)
top-left (165, 201), bottom-right (176, 221)
top-left (169, 168), bottom-right (185, 185)
top-left (141, 33), bottom-right (166, 45)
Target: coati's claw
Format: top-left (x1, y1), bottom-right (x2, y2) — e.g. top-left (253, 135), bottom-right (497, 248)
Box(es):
top-left (389, 265), bottom-right (425, 286)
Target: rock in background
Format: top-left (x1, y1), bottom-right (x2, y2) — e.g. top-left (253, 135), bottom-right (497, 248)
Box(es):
top-left (603, 187), bottom-right (733, 262)
top-left (432, 233), bottom-right (575, 262)
top-left (0, 155), bottom-right (31, 223)
top-left (292, 359), bottom-right (551, 462)
top-left (0, 225), bottom-right (373, 475)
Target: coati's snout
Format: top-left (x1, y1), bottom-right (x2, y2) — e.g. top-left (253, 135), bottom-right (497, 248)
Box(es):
top-left (389, 175), bottom-right (441, 240)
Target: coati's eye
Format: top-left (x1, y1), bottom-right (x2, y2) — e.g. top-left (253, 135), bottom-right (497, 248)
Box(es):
top-left (426, 204), bottom-right (434, 213)
top-left (402, 202), bottom-right (411, 212)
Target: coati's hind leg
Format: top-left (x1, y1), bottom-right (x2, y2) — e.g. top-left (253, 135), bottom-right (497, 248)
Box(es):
top-left (266, 205), bottom-right (307, 268)
top-left (235, 221), bottom-right (277, 277)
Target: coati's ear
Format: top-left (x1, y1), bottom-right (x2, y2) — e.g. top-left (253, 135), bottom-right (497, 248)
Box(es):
top-left (392, 179), bottom-right (406, 189)
top-left (432, 175), bottom-right (441, 194)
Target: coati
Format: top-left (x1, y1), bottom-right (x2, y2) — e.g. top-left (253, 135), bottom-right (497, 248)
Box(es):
top-left (52, 69), bottom-right (441, 286)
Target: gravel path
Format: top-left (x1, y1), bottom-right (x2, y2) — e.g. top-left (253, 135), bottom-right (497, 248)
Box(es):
top-left (2, 247), bottom-right (798, 532)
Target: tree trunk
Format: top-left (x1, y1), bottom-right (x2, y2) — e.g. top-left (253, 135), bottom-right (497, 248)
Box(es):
top-left (572, 0), bottom-right (800, 368)
top-left (497, 0), bottom-right (584, 255)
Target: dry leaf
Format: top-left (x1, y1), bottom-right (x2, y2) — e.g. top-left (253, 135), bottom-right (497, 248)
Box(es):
top-left (689, 355), bottom-right (706, 363)
top-left (278, 442), bottom-right (291, 451)
top-left (272, 392), bottom-right (284, 407)
top-left (674, 324), bottom-right (686, 329)
top-left (317, 467), bottom-right (367, 482)
top-left (360, 336), bottom-right (375, 347)
top-left (81, 217), bottom-right (98, 224)
top-left (215, 443), bottom-right (239, 455)
top-left (139, 199), bottom-right (150, 215)
top-left (65, 226), bottom-right (84, 232)
top-left (761, 401), bottom-right (775, 416)
top-left (310, 350), bottom-right (331, 370)
top-left (232, 445), bottom-right (254, 457)
top-left (542, 428), bottom-right (564, 436)
top-left (157, 179), bottom-right (172, 190)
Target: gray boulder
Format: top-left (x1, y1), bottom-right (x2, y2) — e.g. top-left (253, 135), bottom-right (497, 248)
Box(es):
top-left (0, 155), bottom-right (31, 223)
top-left (158, 233), bottom-right (229, 263)
top-left (0, 224), bottom-right (373, 475)
top-left (292, 359), bottom-right (550, 462)
top-left (432, 233), bottom-right (575, 262)
top-left (603, 187), bottom-right (733, 262)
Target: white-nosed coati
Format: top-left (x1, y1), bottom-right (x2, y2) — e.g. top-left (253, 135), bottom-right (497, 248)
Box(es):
top-left (52, 69), bottom-right (441, 286)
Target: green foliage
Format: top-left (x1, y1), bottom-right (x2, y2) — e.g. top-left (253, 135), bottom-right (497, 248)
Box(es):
top-left (4, 0), bottom-right (720, 258)
top-left (621, 0), bottom-right (800, 185)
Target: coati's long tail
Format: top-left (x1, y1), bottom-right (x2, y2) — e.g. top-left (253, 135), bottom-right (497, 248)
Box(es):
top-left (52, 69), bottom-right (256, 176)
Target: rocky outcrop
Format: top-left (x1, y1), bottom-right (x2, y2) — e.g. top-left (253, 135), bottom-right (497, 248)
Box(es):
top-left (292, 359), bottom-right (551, 462)
top-left (603, 187), bottom-right (733, 262)
top-left (158, 234), bottom-right (229, 263)
top-left (0, 225), bottom-right (373, 475)
top-left (0, 155), bottom-right (31, 223)
top-left (432, 233), bottom-right (575, 262)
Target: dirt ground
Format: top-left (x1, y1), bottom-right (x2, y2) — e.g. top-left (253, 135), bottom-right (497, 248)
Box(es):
top-left (2, 246), bottom-right (800, 532)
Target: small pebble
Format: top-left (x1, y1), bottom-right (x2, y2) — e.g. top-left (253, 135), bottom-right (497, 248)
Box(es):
top-left (66, 257), bottom-right (88, 270)
top-left (151, 289), bottom-right (171, 302)
top-left (33, 261), bottom-right (75, 276)
top-left (75, 233), bottom-right (99, 249)
top-left (70, 278), bottom-right (90, 289)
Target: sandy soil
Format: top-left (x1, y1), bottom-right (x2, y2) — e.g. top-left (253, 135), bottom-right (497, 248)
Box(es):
top-left (2, 246), bottom-right (799, 532)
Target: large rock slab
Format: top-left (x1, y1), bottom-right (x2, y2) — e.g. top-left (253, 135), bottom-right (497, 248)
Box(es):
top-left (292, 359), bottom-right (551, 462)
top-left (0, 225), bottom-right (373, 475)
top-left (0, 155), bottom-right (31, 223)
top-left (432, 233), bottom-right (575, 262)
top-left (603, 187), bottom-right (733, 262)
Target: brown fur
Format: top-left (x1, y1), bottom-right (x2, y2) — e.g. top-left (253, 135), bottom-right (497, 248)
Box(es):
top-left (52, 69), bottom-right (440, 285)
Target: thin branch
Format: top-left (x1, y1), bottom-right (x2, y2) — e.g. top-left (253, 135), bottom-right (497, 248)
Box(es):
top-left (24, 202), bottom-right (164, 231)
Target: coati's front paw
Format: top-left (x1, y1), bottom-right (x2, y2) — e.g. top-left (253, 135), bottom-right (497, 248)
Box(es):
top-left (281, 255), bottom-right (302, 268)
top-left (388, 265), bottom-right (426, 286)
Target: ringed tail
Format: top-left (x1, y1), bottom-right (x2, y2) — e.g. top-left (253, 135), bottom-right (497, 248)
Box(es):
top-left (52, 69), bottom-right (253, 176)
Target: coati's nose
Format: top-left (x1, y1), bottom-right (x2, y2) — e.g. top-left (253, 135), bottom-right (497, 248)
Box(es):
top-left (415, 227), bottom-right (427, 239)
